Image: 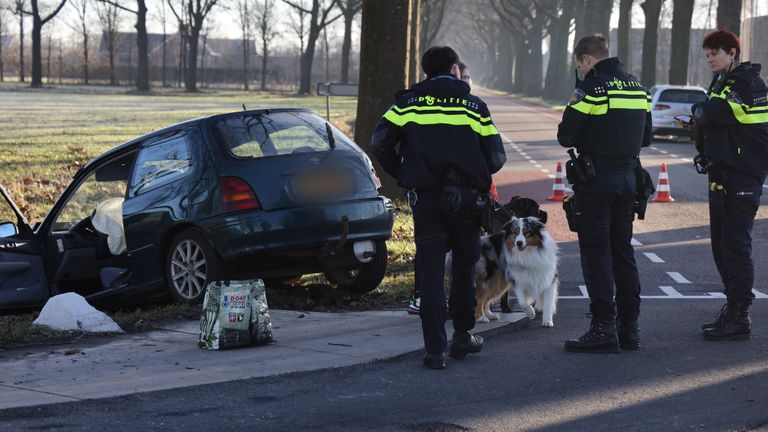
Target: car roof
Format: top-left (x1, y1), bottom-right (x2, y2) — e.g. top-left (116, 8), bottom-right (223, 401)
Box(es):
top-left (83, 108), bottom-right (317, 170)
top-left (652, 84), bottom-right (707, 92)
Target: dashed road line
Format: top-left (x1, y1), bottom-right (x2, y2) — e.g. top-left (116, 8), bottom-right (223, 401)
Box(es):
top-left (754, 289), bottom-right (768, 299)
top-left (579, 285), bottom-right (589, 297)
top-left (643, 252), bottom-right (665, 263)
top-left (708, 292), bottom-right (727, 298)
top-left (631, 238), bottom-right (642, 246)
top-left (667, 272), bottom-right (691, 284)
top-left (659, 286), bottom-right (684, 297)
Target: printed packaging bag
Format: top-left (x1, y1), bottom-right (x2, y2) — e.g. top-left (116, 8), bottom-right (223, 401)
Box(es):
top-left (198, 279), bottom-right (273, 350)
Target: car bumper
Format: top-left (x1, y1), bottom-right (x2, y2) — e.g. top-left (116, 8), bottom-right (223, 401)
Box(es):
top-left (200, 197), bottom-right (395, 261)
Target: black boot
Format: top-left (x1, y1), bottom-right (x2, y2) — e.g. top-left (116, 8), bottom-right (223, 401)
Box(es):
top-left (565, 315), bottom-right (620, 353)
top-left (702, 303), bottom-right (728, 330)
top-left (423, 352), bottom-right (447, 369)
top-left (618, 320), bottom-right (640, 351)
top-left (703, 301), bottom-right (751, 340)
top-left (449, 331), bottom-right (483, 359)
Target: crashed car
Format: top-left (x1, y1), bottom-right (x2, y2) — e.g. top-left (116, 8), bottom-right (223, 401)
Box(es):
top-left (0, 109), bottom-right (394, 310)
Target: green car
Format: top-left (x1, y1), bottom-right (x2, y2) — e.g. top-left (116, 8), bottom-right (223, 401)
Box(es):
top-left (0, 109), bottom-right (394, 309)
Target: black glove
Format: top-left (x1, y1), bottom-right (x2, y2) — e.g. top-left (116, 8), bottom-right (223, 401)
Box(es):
top-left (440, 185), bottom-right (462, 212)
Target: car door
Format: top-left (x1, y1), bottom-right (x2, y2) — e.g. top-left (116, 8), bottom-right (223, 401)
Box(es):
top-left (0, 185), bottom-right (49, 308)
top-left (122, 129), bottom-right (194, 289)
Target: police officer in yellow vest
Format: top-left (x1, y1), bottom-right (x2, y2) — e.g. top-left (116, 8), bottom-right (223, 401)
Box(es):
top-left (691, 30), bottom-right (768, 340)
top-left (558, 34), bottom-right (652, 353)
top-left (371, 46), bottom-right (506, 369)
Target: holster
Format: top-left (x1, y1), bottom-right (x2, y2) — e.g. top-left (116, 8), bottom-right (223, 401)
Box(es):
top-left (633, 164), bottom-right (655, 220)
top-left (565, 149), bottom-right (596, 185)
top-left (562, 195), bottom-right (579, 232)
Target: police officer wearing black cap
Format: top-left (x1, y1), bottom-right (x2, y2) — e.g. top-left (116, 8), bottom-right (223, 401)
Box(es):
top-left (690, 29), bottom-right (768, 340)
top-left (558, 34), bottom-right (652, 353)
top-left (371, 46), bottom-right (506, 369)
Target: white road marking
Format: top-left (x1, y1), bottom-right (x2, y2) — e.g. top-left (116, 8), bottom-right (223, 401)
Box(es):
top-left (679, 158), bottom-right (692, 163)
top-left (650, 146), bottom-right (658, 150)
top-left (535, 164), bottom-right (543, 168)
top-left (524, 156), bottom-right (532, 160)
top-left (542, 169), bottom-right (551, 173)
top-left (667, 272), bottom-right (691, 284)
top-left (670, 154), bottom-right (678, 158)
top-left (579, 285), bottom-right (589, 297)
top-left (519, 152), bottom-right (528, 156)
top-left (529, 160), bottom-right (538, 164)
top-left (708, 292), bottom-right (727, 298)
top-left (659, 150), bottom-right (668, 154)
top-left (547, 174), bottom-right (556, 179)
top-left (631, 238), bottom-right (642, 246)
top-left (763, 185), bottom-right (768, 189)
top-left (754, 289), bottom-right (768, 299)
top-left (659, 286), bottom-right (684, 297)
top-left (644, 252), bottom-right (665, 263)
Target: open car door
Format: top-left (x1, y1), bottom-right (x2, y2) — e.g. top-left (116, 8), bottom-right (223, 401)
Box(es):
top-left (0, 184), bottom-right (50, 309)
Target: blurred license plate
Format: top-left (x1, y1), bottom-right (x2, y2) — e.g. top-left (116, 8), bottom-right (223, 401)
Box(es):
top-left (295, 171), bottom-right (351, 199)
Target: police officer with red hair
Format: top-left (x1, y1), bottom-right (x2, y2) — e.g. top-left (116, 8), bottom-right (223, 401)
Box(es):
top-left (691, 29), bottom-right (768, 340)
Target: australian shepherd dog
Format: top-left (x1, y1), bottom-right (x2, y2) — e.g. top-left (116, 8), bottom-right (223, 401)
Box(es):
top-left (471, 216), bottom-right (559, 326)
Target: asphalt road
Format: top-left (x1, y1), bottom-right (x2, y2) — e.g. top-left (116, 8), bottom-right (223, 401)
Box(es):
top-left (1, 94), bottom-right (767, 432)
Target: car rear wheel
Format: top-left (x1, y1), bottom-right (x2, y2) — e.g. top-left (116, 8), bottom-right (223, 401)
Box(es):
top-left (166, 229), bottom-right (221, 304)
top-left (324, 240), bottom-right (387, 294)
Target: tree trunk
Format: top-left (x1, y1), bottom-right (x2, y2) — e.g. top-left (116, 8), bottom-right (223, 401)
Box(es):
top-left (407, 0), bottom-right (420, 88)
top-left (299, 22), bottom-right (321, 95)
top-left (1, 16), bottom-right (5, 81)
top-left (186, 25), bottom-right (200, 92)
top-left (573, 0), bottom-right (587, 39)
top-left (354, 0), bottom-right (414, 199)
top-left (512, 37), bottom-right (526, 93)
top-left (31, 14), bottom-right (42, 87)
top-left (82, 32), bottom-right (89, 85)
top-left (544, 1), bottom-right (575, 101)
top-left (524, 13), bottom-right (543, 97)
top-left (162, 30), bottom-right (167, 86)
top-left (618, 0), bottom-right (633, 70)
top-left (641, 0), bottom-right (663, 87)
top-left (46, 31), bottom-right (51, 82)
top-left (109, 41), bottom-right (116, 85)
top-left (717, 0), bottom-right (742, 36)
top-left (243, 33), bottom-right (249, 90)
top-left (669, 0), bottom-right (694, 85)
top-left (341, 11), bottom-right (353, 83)
top-left (261, 38), bottom-right (268, 90)
top-left (19, 15), bottom-right (24, 82)
top-left (497, 26), bottom-right (513, 91)
top-left (136, 1), bottom-right (150, 91)
top-left (584, 0), bottom-right (612, 40)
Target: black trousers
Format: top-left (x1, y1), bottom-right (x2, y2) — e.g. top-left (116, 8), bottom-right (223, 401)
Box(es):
top-left (708, 166), bottom-right (764, 303)
top-left (573, 169), bottom-right (641, 322)
top-left (411, 189), bottom-right (480, 355)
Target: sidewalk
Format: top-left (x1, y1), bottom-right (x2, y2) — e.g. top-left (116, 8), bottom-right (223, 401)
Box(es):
top-left (0, 309), bottom-right (525, 410)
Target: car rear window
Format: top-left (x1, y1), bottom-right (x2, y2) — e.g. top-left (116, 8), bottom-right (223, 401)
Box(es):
top-left (214, 111), bottom-right (355, 158)
top-left (658, 89), bottom-right (707, 103)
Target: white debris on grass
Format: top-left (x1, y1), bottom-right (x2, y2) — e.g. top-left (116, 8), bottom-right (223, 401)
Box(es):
top-left (33, 293), bottom-right (124, 333)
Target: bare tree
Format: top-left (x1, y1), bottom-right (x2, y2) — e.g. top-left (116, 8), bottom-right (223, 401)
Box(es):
top-left (97, 0), bottom-right (122, 86)
top-left (98, 0), bottom-right (150, 91)
top-left (168, 0), bottom-right (188, 87)
top-left (543, 0), bottom-right (575, 101)
top-left (44, 21), bottom-right (52, 82)
top-left (287, 0), bottom-right (307, 88)
top-left (12, 0), bottom-right (25, 82)
top-left (255, 0), bottom-right (277, 91)
top-left (158, 0), bottom-right (168, 86)
top-left (669, 0), bottom-right (694, 85)
top-left (420, 0), bottom-right (446, 52)
top-left (234, 0), bottom-right (252, 90)
top-left (168, 0), bottom-right (220, 92)
top-left (21, 0), bottom-right (67, 88)
top-left (617, 0), bottom-right (633, 69)
top-left (717, 0), bottom-right (741, 36)
top-left (0, 5), bottom-right (6, 81)
top-left (67, 0), bottom-right (89, 85)
top-left (640, 0), bottom-right (664, 87)
top-left (282, 0), bottom-right (341, 95)
top-left (336, 0), bottom-right (360, 83)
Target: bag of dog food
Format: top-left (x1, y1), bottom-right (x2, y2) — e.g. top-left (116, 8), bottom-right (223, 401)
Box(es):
top-left (198, 279), bottom-right (273, 350)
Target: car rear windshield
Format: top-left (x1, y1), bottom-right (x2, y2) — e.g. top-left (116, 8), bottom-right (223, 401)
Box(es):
top-left (213, 111), bottom-right (356, 158)
top-left (658, 89), bottom-right (707, 103)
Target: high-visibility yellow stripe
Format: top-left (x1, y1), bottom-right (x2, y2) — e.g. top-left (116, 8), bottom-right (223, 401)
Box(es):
top-left (727, 101), bottom-right (768, 124)
top-left (584, 95), bottom-right (607, 102)
top-left (391, 105), bottom-right (491, 123)
top-left (383, 110), bottom-right (499, 136)
top-left (609, 97), bottom-right (651, 110)
top-left (569, 100), bottom-right (608, 115)
top-left (607, 90), bottom-right (648, 96)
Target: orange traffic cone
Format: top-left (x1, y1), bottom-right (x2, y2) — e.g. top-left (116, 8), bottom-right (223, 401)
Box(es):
top-left (652, 162), bottom-right (675, 202)
top-left (547, 162), bottom-right (566, 201)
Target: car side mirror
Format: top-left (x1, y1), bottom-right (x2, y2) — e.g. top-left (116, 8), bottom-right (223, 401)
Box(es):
top-left (0, 222), bottom-right (18, 238)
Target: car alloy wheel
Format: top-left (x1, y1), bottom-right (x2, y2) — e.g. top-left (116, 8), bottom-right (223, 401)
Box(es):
top-left (170, 239), bottom-right (208, 301)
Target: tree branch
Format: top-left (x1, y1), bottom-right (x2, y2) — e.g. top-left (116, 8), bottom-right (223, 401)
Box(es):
top-left (97, 0), bottom-right (137, 15)
top-left (282, 0), bottom-right (310, 14)
top-left (41, 0), bottom-right (68, 25)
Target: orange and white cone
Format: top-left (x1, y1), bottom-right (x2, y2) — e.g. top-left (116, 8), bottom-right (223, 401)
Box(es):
top-left (652, 162), bottom-right (675, 202)
top-left (547, 162), bottom-right (566, 201)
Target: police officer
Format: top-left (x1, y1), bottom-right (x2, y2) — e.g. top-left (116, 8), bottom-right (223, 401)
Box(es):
top-left (371, 46), bottom-right (506, 369)
top-left (558, 34), bottom-right (652, 353)
top-left (691, 30), bottom-right (768, 340)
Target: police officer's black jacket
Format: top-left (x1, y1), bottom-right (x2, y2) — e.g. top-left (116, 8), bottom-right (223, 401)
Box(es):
top-left (557, 57), bottom-right (652, 169)
top-left (370, 75), bottom-right (506, 191)
top-left (694, 62), bottom-right (768, 177)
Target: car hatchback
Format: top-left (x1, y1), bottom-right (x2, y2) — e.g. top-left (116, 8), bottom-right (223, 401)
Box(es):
top-left (650, 84), bottom-right (707, 138)
top-left (0, 109), bottom-right (394, 310)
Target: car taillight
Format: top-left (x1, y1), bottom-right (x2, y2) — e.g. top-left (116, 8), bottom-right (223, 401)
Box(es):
top-left (220, 177), bottom-right (260, 212)
top-left (654, 104), bottom-right (671, 111)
